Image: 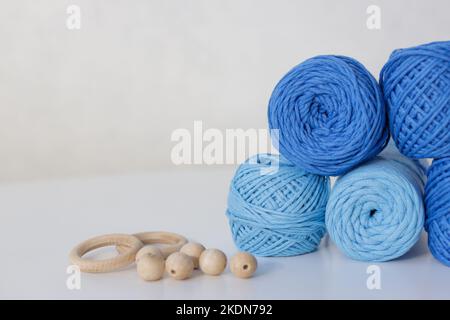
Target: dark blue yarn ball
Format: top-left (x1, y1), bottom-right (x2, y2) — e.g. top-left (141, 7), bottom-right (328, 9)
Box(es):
top-left (380, 41), bottom-right (450, 159)
top-left (425, 157), bottom-right (450, 266)
top-left (268, 55), bottom-right (389, 176)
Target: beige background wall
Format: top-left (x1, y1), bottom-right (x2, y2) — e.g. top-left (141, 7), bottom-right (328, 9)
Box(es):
top-left (0, 0), bottom-right (449, 181)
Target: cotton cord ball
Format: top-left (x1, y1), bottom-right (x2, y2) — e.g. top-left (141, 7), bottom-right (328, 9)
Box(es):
top-left (380, 41), bottom-right (450, 158)
top-left (425, 158), bottom-right (450, 266)
top-left (268, 55), bottom-right (388, 176)
top-left (226, 153), bottom-right (330, 257)
top-left (326, 145), bottom-right (426, 261)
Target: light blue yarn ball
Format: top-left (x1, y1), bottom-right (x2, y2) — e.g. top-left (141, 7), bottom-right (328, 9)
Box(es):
top-left (226, 154), bottom-right (330, 257)
top-left (268, 55), bottom-right (389, 176)
top-left (380, 41), bottom-right (450, 158)
top-left (425, 158), bottom-right (450, 266)
top-left (326, 148), bottom-right (426, 262)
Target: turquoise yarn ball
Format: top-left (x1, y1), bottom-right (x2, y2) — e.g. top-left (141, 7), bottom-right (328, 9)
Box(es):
top-left (226, 154), bottom-right (330, 257)
top-left (380, 41), bottom-right (450, 158)
top-left (326, 147), bottom-right (426, 262)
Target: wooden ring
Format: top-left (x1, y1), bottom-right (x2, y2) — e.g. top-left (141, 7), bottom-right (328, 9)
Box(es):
top-left (117, 231), bottom-right (188, 258)
top-left (69, 233), bottom-right (143, 273)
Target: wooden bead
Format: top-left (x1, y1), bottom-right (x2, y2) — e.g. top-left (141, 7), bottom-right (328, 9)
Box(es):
top-left (180, 242), bottom-right (205, 269)
top-left (136, 254), bottom-right (165, 281)
top-left (230, 252), bottom-right (257, 278)
top-left (165, 252), bottom-right (194, 280)
top-left (199, 248), bottom-right (227, 276)
top-left (136, 245), bottom-right (163, 262)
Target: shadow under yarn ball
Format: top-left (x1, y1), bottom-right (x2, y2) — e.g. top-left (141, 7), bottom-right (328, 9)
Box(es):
top-left (268, 55), bottom-right (389, 176)
top-left (425, 158), bottom-right (450, 267)
top-left (325, 150), bottom-right (426, 262)
top-left (380, 41), bottom-right (450, 159)
top-left (226, 154), bottom-right (330, 257)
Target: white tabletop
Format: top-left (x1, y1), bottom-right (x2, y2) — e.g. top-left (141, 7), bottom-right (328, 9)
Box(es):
top-left (0, 168), bottom-right (448, 300)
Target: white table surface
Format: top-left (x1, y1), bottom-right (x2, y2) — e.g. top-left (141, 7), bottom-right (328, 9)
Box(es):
top-left (0, 168), bottom-right (448, 300)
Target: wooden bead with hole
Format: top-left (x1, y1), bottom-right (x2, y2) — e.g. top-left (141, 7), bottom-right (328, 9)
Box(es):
top-left (199, 248), bottom-right (227, 276)
top-left (165, 252), bottom-right (194, 280)
top-left (180, 242), bottom-right (205, 269)
top-left (230, 252), bottom-right (257, 278)
top-left (136, 253), bottom-right (165, 281)
top-left (135, 245), bottom-right (163, 262)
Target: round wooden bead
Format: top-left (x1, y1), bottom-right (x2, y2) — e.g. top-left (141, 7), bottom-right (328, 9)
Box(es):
top-left (136, 245), bottom-right (163, 262)
top-left (230, 252), bottom-right (257, 278)
top-left (136, 254), bottom-right (165, 281)
top-left (180, 242), bottom-right (205, 269)
top-left (165, 252), bottom-right (194, 280)
top-left (199, 248), bottom-right (227, 276)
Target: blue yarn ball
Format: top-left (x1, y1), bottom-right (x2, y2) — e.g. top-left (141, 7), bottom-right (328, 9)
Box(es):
top-left (268, 55), bottom-right (389, 176)
top-left (380, 41), bottom-right (450, 158)
top-left (326, 148), bottom-right (426, 262)
top-left (226, 154), bottom-right (330, 257)
top-left (425, 158), bottom-right (450, 266)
